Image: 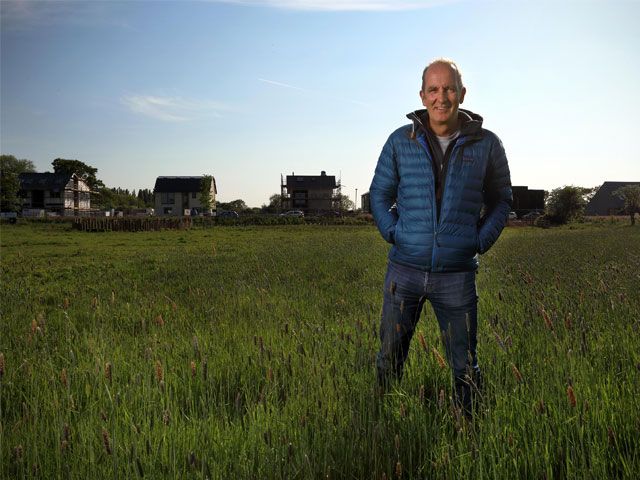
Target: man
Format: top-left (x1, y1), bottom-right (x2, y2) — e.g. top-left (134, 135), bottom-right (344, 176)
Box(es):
top-left (369, 59), bottom-right (512, 418)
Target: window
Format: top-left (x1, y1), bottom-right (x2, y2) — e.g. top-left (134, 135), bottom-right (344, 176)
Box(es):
top-left (192, 192), bottom-right (197, 199)
top-left (161, 192), bottom-right (175, 204)
top-left (50, 190), bottom-right (61, 199)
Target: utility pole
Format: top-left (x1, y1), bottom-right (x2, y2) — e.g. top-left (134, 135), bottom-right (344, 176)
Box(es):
top-left (355, 188), bottom-right (358, 211)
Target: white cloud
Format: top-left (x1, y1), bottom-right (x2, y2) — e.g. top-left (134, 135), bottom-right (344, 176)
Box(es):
top-left (121, 95), bottom-right (230, 122)
top-left (212, 0), bottom-right (453, 11)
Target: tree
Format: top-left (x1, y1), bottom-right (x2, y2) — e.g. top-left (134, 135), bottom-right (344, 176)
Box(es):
top-left (613, 185), bottom-right (640, 225)
top-left (544, 185), bottom-right (591, 224)
top-left (334, 193), bottom-right (355, 212)
top-left (199, 175), bottom-right (214, 213)
top-left (52, 158), bottom-right (104, 190)
top-left (217, 199), bottom-right (248, 212)
top-left (1, 154), bottom-right (36, 212)
top-left (264, 193), bottom-right (282, 213)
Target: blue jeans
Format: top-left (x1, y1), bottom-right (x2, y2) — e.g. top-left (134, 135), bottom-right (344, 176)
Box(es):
top-left (376, 261), bottom-right (481, 414)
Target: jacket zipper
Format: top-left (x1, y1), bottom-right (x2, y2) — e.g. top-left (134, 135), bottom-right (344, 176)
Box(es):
top-left (411, 135), bottom-right (440, 270)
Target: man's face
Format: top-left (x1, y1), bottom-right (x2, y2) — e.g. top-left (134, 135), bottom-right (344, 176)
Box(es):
top-left (419, 63), bottom-right (466, 131)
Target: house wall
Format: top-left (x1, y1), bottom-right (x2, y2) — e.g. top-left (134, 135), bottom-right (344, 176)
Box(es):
top-left (154, 185), bottom-right (216, 216)
top-left (22, 177), bottom-right (91, 215)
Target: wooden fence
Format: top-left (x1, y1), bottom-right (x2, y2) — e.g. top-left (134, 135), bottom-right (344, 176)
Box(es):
top-left (73, 216), bottom-right (192, 232)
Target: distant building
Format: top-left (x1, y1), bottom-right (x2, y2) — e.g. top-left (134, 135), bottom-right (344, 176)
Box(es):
top-left (153, 176), bottom-right (217, 216)
top-left (511, 186), bottom-right (545, 216)
top-left (361, 192), bottom-right (370, 213)
top-left (585, 181), bottom-right (640, 216)
top-left (281, 171), bottom-right (341, 213)
top-left (19, 172), bottom-right (91, 216)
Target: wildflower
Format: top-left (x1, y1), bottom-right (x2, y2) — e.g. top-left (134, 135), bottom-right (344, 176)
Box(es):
top-left (567, 385), bottom-right (577, 408)
top-left (101, 428), bottom-right (112, 455)
top-left (511, 364), bottom-right (523, 382)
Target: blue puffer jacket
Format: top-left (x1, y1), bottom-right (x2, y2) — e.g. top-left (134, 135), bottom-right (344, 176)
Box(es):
top-left (370, 108), bottom-right (512, 272)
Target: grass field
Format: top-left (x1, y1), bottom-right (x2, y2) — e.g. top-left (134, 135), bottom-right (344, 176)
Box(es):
top-left (1, 222), bottom-right (638, 479)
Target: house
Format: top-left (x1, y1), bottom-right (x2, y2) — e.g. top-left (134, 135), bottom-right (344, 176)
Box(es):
top-left (511, 186), bottom-right (545, 216)
top-left (360, 192), bottom-right (370, 213)
top-left (19, 172), bottom-right (91, 216)
top-left (585, 181), bottom-right (640, 216)
top-left (153, 176), bottom-right (217, 216)
top-left (281, 171), bottom-right (340, 213)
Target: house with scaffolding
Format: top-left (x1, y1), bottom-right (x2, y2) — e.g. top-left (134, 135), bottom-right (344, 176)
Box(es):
top-left (19, 172), bottom-right (92, 216)
top-left (280, 171), bottom-right (341, 214)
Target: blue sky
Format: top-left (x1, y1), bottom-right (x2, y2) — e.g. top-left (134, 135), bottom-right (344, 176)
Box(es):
top-left (2, 0), bottom-right (639, 207)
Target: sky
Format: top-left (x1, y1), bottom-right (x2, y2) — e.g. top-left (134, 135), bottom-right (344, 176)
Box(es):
top-left (2, 0), bottom-right (639, 208)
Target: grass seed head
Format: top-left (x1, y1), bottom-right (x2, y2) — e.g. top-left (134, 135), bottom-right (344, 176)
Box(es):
top-left (163, 409), bottom-right (170, 425)
top-left (511, 364), bottom-right (523, 382)
top-left (63, 297), bottom-right (70, 310)
top-left (0, 352), bottom-right (5, 378)
top-left (394, 433), bottom-right (400, 453)
top-left (438, 389), bottom-right (445, 409)
top-left (432, 347), bottom-right (446, 369)
top-left (567, 385), bottom-right (577, 407)
top-left (155, 360), bottom-right (164, 383)
top-left (155, 315), bottom-right (164, 327)
top-left (60, 368), bottom-right (68, 388)
top-left (190, 360), bottom-right (196, 378)
top-left (101, 428), bottom-right (112, 455)
top-left (395, 460), bottom-right (402, 479)
top-left (104, 362), bottom-right (112, 383)
top-left (417, 332), bottom-right (428, 353)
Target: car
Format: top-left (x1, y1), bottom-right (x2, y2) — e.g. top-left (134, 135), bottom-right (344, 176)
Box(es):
top-left (522, 210), bottom-right (543, 220)
top-left (218, 210), bottom-right (239, 218)
top-left (508, 211), bottom-right (518, 220)
top-left (280, 210), bottom-right (304, 217)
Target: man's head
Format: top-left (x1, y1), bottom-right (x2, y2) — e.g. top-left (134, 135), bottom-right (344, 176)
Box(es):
top-left (419, 58), bottom-right (466, 134)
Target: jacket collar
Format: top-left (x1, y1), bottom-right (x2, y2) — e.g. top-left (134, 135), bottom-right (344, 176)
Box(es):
top-left (407, 108), bottom-right (483, 140)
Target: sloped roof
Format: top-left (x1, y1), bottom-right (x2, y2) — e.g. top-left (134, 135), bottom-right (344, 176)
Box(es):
top-left (286, 172), bottom-right (336, 190)
top-left (154, 176), bottom-right (217, 193)
top-left (585, 181), bottom-right (640, 215)
top-left (19, 172), bottom-right (75, 190)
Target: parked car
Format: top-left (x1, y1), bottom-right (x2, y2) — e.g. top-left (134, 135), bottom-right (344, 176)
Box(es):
top-left (280, 210), bottom-right (304, 217)
top-left (522, 210), bottom-right (543, 220)
top-left (218, 210), bottom-right (239, 218)
top-left (508, 211), bottom-right (518, 220)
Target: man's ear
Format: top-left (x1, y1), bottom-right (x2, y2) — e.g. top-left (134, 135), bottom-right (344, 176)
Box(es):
top-left (419, 90), bottom-right (427, 106)
top-left (459, 87), bottom-right (467, 104)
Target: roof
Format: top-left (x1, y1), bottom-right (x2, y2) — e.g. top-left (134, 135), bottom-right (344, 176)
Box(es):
top-left (585, 181), bottom-right (640, 215)
top-left (286, 172), bottom-right (336, 190)
top-left (19, 172), bottom-right (76, 190)
top-left (154, 176), bottom-right (217, 193)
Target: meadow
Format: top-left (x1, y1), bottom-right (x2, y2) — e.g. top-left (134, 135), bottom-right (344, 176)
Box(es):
top-left (0, 222), bottom-right (638, 479)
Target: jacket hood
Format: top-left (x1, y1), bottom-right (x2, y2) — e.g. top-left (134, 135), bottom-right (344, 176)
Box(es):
top-left (407, 108), bottom-right (483, 138)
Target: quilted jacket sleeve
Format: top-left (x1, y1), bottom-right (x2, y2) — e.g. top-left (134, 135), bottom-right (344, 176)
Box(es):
top-left (370, 134), bottom-right (399, 244)
top-left (478, 134), bottom-right (512, 254)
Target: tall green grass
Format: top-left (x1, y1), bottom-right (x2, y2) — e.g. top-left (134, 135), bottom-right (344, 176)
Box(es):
top-left (1, 222), bottom-right (638, 479)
